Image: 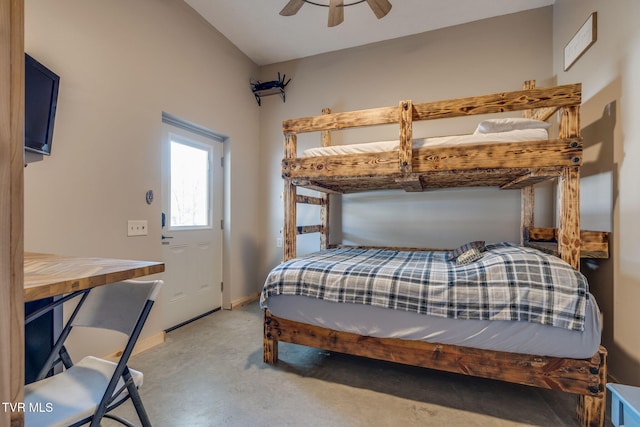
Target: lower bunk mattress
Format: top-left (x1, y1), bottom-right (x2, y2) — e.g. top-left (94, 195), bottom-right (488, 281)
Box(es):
top-left (261, 245), bottom-right (601, 359)
top-left (262, 293), bottom-right (601, 359)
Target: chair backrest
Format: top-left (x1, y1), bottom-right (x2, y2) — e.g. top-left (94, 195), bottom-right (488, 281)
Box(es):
top-left (72, 279), bottom-right (162, 336)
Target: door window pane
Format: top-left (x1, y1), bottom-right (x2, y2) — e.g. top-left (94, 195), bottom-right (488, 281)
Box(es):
top-left (170, 137), bottom-right (211, 228)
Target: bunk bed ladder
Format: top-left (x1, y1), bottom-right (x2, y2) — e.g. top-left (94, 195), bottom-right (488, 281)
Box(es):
top-left (283, 142), bottom-right (330, 261)
top-left (283, 107), bottom-right (333, 261)
top-left (294, 192), bottom-right (330, 249)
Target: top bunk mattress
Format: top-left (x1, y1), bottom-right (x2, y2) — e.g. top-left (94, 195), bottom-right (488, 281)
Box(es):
top-left (302, 125), bottom-right (549, 158)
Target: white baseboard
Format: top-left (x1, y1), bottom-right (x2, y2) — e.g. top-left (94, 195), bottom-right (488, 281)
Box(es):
top-left (103, 331), bottom-right (166, 362)
top-left (230, 291), bottom-right (260, 310)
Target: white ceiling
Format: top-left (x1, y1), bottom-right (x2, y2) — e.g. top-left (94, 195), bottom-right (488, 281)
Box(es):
top-left (185, 0), bottom-right (555, 66)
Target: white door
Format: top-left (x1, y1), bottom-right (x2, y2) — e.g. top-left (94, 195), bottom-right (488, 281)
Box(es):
top-left (161, 126), bottom-right (223, 330)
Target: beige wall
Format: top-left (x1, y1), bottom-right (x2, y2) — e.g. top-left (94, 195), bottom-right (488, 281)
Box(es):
top-left (258, 8), bottom-right (555, 287)
top-left (24, 0), bottom-right (261, 357)
top-left (554, 0), bottom-right (640, 384)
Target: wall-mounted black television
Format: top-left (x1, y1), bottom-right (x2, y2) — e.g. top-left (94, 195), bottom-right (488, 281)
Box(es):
top-left (25, 53), bottom-right (60, 156)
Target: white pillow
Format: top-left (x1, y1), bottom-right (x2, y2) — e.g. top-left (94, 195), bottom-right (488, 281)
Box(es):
top-left (474, 118), bottom-right (551, 134)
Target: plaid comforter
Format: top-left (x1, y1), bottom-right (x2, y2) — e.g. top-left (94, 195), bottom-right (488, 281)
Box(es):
top-left (260, 243), bottom-right (589, 331)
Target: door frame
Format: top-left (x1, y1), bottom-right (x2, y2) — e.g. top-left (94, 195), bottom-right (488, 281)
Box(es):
top-left (160, 112), bottom-right (227, 328)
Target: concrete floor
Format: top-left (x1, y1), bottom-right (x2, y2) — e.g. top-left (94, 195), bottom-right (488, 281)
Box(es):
top-left (106, 301), bottom-right (595, 427)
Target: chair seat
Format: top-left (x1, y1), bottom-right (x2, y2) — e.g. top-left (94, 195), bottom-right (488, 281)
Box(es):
top-left (25, 356), bottom-right (143, 427)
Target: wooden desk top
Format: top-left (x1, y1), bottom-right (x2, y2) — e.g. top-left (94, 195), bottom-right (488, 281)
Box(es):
top-left (24, 252), bottom-right (165, 302)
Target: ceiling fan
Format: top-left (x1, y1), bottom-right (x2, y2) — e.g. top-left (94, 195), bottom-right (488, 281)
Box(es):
top-left (280, 0), bottom-right (392, 27)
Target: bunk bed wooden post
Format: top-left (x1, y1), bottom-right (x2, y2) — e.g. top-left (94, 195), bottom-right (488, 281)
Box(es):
top-left (558, 165), bottom-right (581, 269)
top-left (320, 108), bottom-right (331, 249)
top-left (557, 105), bottom-right (582, 269)
top-left (396, 99), bottom-right (423, 191)
top-left (320, 194), bottom-right (329, 250)
top-left (520, 80), bottom-right (604, 427)
top-left (522, 80), bottom-right (535, 90)
top-left (263, 311), bottom-right (279, 363)
top-left (577, 348), bottom-right (607, 427)
top-left (520, 80), bottom-right (536, 246)
top-left (321, 108), bottom-right (332, 147)
top-left (267, 131), bottom-right (298, 363)
top-left (399, 100), bottom-right (413, 174)
top-left (558, 106), bottom-right (603, 427)
top-left (284, 181), bottom-right (297, 262)
top-left (283, 133), bottom-right (297, 262)
top-left (520, 186), bottom-right (534, 245)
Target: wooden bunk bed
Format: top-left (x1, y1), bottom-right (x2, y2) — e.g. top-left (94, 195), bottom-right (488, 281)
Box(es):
top-left (262, 81), bottom-right (609, 427)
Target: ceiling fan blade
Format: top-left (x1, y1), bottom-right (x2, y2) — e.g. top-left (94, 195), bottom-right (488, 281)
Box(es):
top-left (328, 0), bottom-right (344, 27)
top-left (366, 0), bottom-right (392, 19)
top-left (280, 0), bottom-right (305, 16)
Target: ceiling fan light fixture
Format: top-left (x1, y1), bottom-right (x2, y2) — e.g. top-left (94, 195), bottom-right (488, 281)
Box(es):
top-left (280, 0), bottom-right (392, 26)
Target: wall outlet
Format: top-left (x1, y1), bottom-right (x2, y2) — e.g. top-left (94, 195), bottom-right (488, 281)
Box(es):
top-left (128, 220), bottom-right (148, 236)
top-left (276, 237), bottom-right (283, 248)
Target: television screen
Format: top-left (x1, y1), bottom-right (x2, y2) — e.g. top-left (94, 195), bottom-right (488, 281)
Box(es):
top-left (25, 53), bottom-right (60, 156)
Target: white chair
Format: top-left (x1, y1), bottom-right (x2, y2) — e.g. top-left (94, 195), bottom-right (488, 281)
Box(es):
top-left (25, 279), bottom-right (163, 427)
